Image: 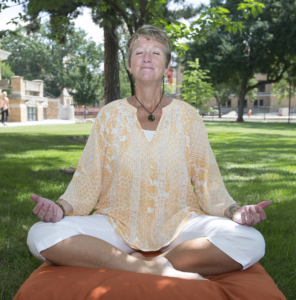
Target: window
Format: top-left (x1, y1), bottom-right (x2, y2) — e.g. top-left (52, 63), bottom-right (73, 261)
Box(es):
top-left (27, 107), bottom-right (37, 121)
top-left (254, 100), bottom-right (258, 107)
top-left (43, 108), bottom-right (47, 120)
top-left (258, 82), bottom-right (265, 92)
top-left (259, 99), bottom-right (264, 107)
top-left (244, 99), bottom-right (247, 107)
top-left (227, 100), bottom-right (231, 107)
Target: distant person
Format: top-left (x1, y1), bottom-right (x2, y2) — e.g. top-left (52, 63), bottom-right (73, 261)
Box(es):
top-left (248, 109), bottom-right (252, 118)
top-left (0, 91), bottom-right (9, 126)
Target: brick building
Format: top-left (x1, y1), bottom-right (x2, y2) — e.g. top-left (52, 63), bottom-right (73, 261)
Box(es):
top-left (8, 76), bottom-right (74, 122)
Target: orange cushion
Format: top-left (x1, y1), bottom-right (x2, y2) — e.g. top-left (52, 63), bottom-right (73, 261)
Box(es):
top-left (14, 253), bottom-right (286, 300)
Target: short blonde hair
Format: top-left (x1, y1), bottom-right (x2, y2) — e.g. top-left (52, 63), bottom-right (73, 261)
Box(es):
top-left (127, 25), bottom-right (171, 68)
top-left (1, 91), bottom-right (7, 99)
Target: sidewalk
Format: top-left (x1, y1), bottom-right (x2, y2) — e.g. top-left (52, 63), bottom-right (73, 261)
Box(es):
top-left (0, 119), bottom-right (76, 127)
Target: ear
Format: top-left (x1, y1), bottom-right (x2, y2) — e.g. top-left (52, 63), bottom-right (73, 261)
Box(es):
top-left (163, 61), bottom-right (172, 76)
top-left (128, 64), bottom-right (132, 75)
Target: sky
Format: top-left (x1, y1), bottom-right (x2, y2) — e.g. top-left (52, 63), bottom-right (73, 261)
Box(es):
top-left (0, 0), bottom-right (210, 46)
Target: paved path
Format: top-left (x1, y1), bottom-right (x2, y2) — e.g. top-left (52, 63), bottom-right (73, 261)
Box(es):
top-left (0, 119), bottom-right (77, 127)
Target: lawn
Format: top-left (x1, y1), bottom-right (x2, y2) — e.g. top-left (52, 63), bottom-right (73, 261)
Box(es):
top-left (0, 122), bottom-right (295, 300)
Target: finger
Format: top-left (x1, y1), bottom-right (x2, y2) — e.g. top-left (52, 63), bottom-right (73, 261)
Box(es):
top-left (37, 203), bottom-right (50, 221)
top-left (30, 194), bottom-right (41, 203)
top-left (258, 206), bottom-right (267, 221)
top-left (52, 204), bottom-right (60, 223)
top-left (43, 204), bottom-right (53, 222)
top-left (32, 199), bottom-right (45, 215)
top-left (245, 207), bottom-right (253, 226)
top-left (257, 201), bottom-right (271, 209)
top-left (234, 210), bottom-right (246, 225)
top-left (240, 211), bottom-right (246, 225)
top-left (250, 206), bottom-right (260, 225)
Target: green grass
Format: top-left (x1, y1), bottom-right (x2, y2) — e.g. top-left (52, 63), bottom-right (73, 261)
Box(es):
top-left (0, 122), bottom-right (296, 299)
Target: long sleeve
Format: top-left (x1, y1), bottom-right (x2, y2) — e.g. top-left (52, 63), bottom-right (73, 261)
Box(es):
top-left (190, 113), bottom-right (236, 217)
top-left (59, 114), bottom-right (106, 216)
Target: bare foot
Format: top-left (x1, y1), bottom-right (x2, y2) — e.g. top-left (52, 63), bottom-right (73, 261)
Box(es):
top-left (146, 257), bottom-right (207, 280)
top-left (131, 252), bottom-right (154, 261)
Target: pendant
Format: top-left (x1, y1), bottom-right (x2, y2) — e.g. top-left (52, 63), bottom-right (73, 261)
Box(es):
top-left (148, 115), bottom-right (155, 122)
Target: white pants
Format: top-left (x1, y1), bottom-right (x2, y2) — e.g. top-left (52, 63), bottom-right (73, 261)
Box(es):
top-left (27, 214), bottom-right (265, 270)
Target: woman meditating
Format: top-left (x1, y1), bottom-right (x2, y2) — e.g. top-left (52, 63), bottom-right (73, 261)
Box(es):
top-left (27, 25), bottom-right (270, 280)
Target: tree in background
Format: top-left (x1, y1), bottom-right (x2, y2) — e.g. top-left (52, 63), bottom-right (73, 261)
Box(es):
top-left (179, 59), bottom-right (215, 112)
top-left (69, 62), bottom-right (102, 118)
top-left (271, 74), bottom-right (296, 105)
top-left (213, 83), bottom-right (236, 118)
top-left (0, 62), bottom-right (15, 81)
top-left (184, 0), bottom-right (296, 122)
top-left (1, 22), bottom-right (104, 97)
top-left (213, 79), bottom-right (257, 118)
top-left (0, 0), bottom-right (264, 105)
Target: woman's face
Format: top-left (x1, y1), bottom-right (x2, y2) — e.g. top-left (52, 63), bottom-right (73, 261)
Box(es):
top-left (128, 37), bottom-right (170, 84)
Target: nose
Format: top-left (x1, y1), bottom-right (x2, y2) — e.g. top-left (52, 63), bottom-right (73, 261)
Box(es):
top-left (143, 52), bottom-right (152, 62)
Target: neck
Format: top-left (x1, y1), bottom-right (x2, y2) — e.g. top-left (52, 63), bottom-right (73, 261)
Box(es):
top-left (134, 81), bottom-right (163, 110)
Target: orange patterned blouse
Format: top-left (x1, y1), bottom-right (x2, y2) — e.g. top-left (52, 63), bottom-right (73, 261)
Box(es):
top-left (60, 99), bottom-right (236, 251)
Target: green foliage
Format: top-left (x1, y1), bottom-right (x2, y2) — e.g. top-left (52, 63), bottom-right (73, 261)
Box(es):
top-left (271, 74), bottom-right (296, 104)
top-left (0, 0), bottom-right (265, 56)
top-left (245, 78), bottom-right (259, 102)
top-left (1, 22), bottom-right (104, 97)
top-left (164, 0), bottom-right (265, 56)
top-left (184, 0), bottom-right (296, 122)
top-left (0, 61), bottom-right (15, 80)
top-left (179, 58), bottom-right (215, 110)
top-left (213, 82), bottom-right (236, 117)
top-left (69, 62), bottom-right (103, 115)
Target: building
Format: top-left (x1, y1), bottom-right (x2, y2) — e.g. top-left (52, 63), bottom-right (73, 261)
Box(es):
top-left (8, 76), bottom-right (74, 122)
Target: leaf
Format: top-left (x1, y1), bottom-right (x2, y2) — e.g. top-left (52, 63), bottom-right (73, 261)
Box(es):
top-left (243, 11), bottom-right (248, 19)
top-left (218, 7), bottom-right (230, 13)
top-left (251, 7), bottom-right (258, 18)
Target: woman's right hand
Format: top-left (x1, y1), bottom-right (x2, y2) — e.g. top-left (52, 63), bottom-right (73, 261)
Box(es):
top-left (31, 194), bottom-right (63, 223)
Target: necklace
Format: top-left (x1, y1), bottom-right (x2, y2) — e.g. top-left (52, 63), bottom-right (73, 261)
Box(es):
top-left (135, 92), bottom-right (164, 122)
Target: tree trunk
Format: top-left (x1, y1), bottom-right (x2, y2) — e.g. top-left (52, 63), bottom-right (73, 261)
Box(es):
top-left (126, 69), bottom-right (135, 96)
top-left (215, 97), bottom-right (222, 118)
top-left (236, 76), bottom-right (249, 122)
top-left (104, 23), bottom-right (120, 105)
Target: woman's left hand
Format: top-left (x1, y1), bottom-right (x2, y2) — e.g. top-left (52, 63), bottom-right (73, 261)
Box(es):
top-left (232, 201), bottom-right (271, 226)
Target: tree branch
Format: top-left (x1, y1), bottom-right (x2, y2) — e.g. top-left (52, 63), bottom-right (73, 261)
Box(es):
top-left (138, 0), bottom-right (149, 29)
top-left (108, 0), bottom-right (134, 36)
top-left (129, 0), bottom-right (138, 30)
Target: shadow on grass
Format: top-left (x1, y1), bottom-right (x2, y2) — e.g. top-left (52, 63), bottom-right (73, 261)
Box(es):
top-left (255, 198), bottom-right (296, 300)
top-left (0, 133), bottom-right (88, 159)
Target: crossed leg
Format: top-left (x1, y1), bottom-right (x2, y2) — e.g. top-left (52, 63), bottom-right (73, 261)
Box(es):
top-left (41, 234), bottom-right (206, 280)
top-left (29, 215), bottom-right (263, 279)
top-left (132, 237), bottom-right (242, 276)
